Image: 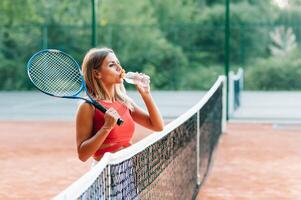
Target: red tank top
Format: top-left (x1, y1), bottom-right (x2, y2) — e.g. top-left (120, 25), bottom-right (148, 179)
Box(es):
top-left (92, 100), bottom-right (135, 158)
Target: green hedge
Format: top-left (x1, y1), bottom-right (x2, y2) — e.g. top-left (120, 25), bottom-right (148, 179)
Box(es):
top-left (245, 50), bottom-right (301, 90)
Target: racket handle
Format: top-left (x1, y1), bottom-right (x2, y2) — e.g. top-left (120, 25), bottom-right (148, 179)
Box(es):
top-left (92, 100), bottom-right (124, 126)
top-left (117, 118), bottom-right (124, 126)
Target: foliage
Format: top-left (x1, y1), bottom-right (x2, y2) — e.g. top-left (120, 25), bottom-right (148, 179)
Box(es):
top-left (275, 6), bottom-right (301, 43)
top-left (97, 0), bottom-right (188, 89)
top-left (194, 2), bottom-right (275, 65)
top-left (0, 54), bottom-right (29, 90)
top-left (182, 65), bottom-right (224, 90)
top-left (269, 26), bottom-right (297, 56)
top-left (245, 50), bottom-right (301, 90)
top-left (0, 0), bottom-right (300, 90)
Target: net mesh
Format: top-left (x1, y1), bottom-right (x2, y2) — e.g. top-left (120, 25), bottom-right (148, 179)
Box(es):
top-left (54, 77), bottom-right (225, 200)
top-left (79, 169), bottom-right (107, 200)
top-left (198, 83), bottom-right (223, 186)
top-left (28, 50), bottom-right (83, 97)
top-left (108, 114), bottom-right (198, 200)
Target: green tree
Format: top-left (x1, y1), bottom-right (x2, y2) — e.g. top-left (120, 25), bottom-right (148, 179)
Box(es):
top-left (0, 0), bottom-right (299, 90)
top-left (100, 0), bottom-right (189, 89)
top-left (245, 50), bottom-right (301, 90)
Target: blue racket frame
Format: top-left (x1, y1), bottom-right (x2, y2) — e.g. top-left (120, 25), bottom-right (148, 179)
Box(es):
top-left (27, 49), bottom-right (124, 125)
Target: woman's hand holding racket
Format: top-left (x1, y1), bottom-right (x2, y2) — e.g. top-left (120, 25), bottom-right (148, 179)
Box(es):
top-left (103, 108), bottom-right (121, 130)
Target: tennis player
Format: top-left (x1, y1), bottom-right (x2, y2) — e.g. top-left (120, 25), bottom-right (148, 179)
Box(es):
top-left (76, 48), bottom-right (164, 163)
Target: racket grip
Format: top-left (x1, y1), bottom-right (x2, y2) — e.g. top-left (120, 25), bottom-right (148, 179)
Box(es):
top-left (91, 100), bottom-right (124, 126)
top-left (117, 118), bottom-right (124, 126)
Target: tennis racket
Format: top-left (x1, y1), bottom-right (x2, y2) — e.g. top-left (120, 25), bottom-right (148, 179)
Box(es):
top-left (26, 49), bottom-right (124, 126)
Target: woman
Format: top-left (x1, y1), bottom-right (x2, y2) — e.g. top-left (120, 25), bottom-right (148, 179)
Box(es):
top-left (76, 47), bottom-right (164, 163)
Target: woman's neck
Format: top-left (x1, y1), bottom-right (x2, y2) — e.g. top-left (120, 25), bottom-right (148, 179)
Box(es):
top-left (103, 83), bottom-right (116, 102)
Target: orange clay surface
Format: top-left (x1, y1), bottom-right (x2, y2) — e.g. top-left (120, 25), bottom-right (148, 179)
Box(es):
top-left (197, 123), bottom-right (301, 200)
top-left (0, 122), bottom-right (301, 199)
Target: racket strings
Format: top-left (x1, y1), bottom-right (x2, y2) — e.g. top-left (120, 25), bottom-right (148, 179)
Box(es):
top-left (30, 57), bottom-right (58, 92)
top-left (29, 51), bottom-right (82, 96)
top-left (49, 53), bottom-right (82, 93)
top-left (30, 55), bottom-right (74, 95)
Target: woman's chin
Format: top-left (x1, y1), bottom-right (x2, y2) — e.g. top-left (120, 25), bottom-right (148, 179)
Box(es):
top-left (116, 78), bottom-right (123, 84)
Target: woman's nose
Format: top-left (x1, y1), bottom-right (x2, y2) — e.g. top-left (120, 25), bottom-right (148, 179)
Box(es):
top-left (116, 64), bottom-right (122, 71)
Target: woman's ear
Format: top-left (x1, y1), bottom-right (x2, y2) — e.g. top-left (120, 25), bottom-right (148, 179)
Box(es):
top-left (93, 69), bottom-right (102, 79)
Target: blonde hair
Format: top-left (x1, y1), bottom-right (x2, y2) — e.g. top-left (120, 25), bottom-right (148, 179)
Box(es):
top-left (81, 47), bottom-right (134, 111)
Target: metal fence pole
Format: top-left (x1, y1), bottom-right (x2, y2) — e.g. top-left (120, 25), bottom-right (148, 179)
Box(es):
top-left (91, 0), bottom-right (97, 47)
top-left (225, 0), bottom-right (230, 120)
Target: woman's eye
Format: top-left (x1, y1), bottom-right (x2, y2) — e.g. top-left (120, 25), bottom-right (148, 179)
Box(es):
top-left (109, 64), bottom-right (114, 67)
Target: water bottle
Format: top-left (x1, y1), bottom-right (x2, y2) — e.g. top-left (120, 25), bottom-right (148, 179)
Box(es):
top-left (123, 72), bottom-right (150, 88)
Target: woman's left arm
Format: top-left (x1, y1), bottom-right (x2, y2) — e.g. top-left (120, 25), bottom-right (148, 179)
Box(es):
top-left (131, 85), bottom-right (164, 131)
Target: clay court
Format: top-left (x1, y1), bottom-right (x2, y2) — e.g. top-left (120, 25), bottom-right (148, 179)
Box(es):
top-left (1, 121), bottom-right (301, 199)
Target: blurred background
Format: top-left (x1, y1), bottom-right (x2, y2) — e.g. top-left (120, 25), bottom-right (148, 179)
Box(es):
top-left (0, 0), bottom-right (300, 92)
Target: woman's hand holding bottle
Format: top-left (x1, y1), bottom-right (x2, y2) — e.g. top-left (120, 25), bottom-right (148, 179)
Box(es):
top-left (121, 70), bottom-right (151, 93)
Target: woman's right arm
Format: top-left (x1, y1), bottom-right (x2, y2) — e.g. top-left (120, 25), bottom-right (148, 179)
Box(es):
top-left (76, 102), bottom-right (117, 162)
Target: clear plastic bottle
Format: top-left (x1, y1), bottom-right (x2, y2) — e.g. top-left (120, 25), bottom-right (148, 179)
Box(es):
top-left (124, 72), bottom-right (150, 88)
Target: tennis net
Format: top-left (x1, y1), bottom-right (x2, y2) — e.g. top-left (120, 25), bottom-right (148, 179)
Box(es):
top-left (54, 76), bottom-right (225, 200)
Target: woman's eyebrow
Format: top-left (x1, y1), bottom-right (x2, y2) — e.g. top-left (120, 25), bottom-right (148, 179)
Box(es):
top-left (108, 60), bottom-right (120, 64)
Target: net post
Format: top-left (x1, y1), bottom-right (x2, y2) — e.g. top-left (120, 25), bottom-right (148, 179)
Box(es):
top-left (228, 71), bottom-right (234, 116)
top-left (239, 68), bottom-right (244, 90)
top-left (222, 76), bottom-right (227, 133)
top-left (196, 110), bottom-right (201, 186)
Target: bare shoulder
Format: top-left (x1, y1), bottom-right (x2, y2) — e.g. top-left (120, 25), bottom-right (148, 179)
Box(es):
top-left (76, 101), bottom-right (95, 117)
